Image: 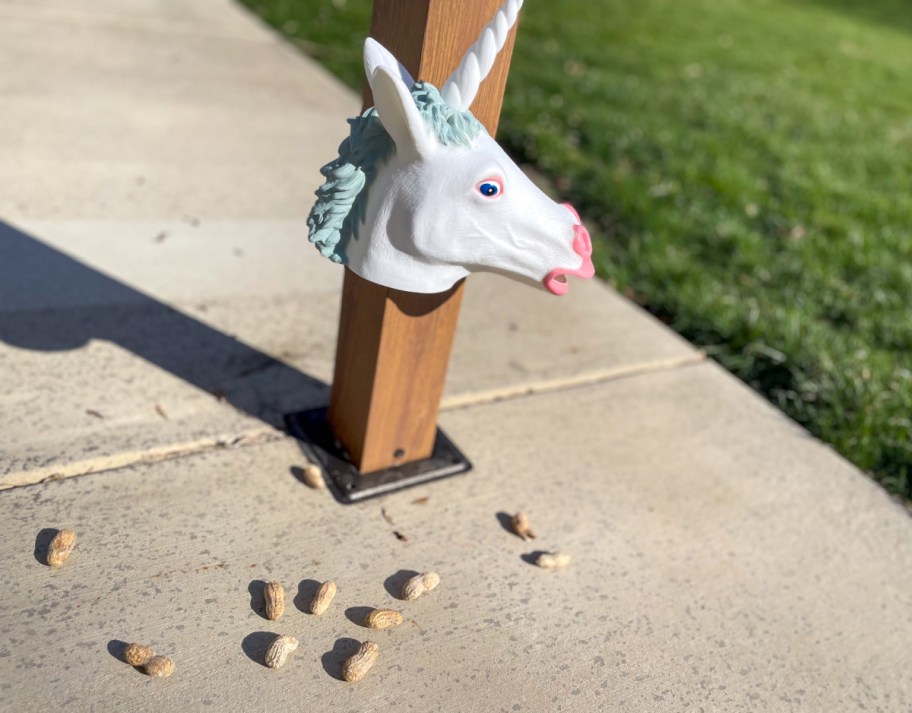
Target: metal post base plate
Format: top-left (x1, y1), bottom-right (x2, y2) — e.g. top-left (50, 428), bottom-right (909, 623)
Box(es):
top-left (284, 407), bottom-right (472, 503)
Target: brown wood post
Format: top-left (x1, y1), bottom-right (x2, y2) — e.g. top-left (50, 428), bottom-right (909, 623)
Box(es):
top-left (328, 0), bottom-right (520, 474)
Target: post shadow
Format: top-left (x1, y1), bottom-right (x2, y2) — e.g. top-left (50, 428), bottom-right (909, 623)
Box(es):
top-left (0, 221), bottom-right (328, 427)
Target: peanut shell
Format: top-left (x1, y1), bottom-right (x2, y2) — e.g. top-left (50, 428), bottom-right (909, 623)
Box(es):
top-left (364, 609), bottom-right (404, 630)
top-left (342, 641), bottom-right (379, 682)
top-left (264, 581), bottom-right (285, 621)
top-left (309, 580), bottom-right (336, 615)
top-left (534, 551), bottom-right (571, 569)
top-left (511, 512), bottom-right (536, 540)
top-left (47, 529), bottom-right (76, 568)
top-left (420, 571), bottom-right (440, 592)
top-left (144, 655), bottom-right (175, 678)
top-left (301, 463), bottom-right (325, 490)
top-left (402, 571), bottom-right (440, 601)
top-left (123, 643), bottom-right (155, 667)
top-left (264, 635), bottom-right (298, 669)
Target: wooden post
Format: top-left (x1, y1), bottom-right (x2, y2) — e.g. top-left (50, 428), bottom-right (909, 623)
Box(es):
top-left (328, 0), bottom-right (519, 473)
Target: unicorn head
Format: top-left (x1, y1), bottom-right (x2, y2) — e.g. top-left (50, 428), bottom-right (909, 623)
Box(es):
top-left (307, 0), bottom-right (594, 295)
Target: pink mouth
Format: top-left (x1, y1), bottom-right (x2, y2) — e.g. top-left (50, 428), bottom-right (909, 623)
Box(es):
top-left (543, 203), bottom-right (595, 296)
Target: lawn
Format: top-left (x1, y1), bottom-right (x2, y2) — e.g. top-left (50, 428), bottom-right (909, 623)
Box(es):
top-left (239, 0), bottom-right (912, 499)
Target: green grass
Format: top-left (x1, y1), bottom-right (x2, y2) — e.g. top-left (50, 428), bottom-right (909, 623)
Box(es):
top-left (239, 0), bottom-right (912, 498)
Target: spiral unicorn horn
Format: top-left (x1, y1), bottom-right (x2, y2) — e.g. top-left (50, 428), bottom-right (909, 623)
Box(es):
top-left (440, 0), bottom-right (523, 111)
top-left (306, 0), bottom-right (595, 295)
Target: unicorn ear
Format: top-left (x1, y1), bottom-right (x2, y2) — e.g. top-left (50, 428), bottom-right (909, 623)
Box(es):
top-left (367, 64), bottom-right (436, 161)
top-left (364, 37), bottom-right (415, 88)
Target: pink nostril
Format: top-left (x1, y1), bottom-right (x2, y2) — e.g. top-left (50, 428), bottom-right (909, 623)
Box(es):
top-left (574, 225), bottom-right (592, 257)
top-left (562, 202), bottom-right (581, 224)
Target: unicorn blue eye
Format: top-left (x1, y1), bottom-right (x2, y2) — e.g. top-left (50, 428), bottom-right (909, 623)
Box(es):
top-left (478, 179), bottom-right (503, 198)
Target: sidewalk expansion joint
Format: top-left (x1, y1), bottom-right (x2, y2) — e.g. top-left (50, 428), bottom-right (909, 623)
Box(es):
top-left (0, 427), bottom-right (284, 491)
top-left (440, 351), bottom-right (708, 412)
top-left (1, 353), bottom-right (706, 491)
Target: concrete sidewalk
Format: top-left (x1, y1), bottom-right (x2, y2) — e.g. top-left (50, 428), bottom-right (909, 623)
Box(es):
top-left (1, 1), bottom-right (910, 711)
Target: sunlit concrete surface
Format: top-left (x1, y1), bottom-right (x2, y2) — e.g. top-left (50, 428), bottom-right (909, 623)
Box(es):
top-left (1, 1), bottom-right (910, 711)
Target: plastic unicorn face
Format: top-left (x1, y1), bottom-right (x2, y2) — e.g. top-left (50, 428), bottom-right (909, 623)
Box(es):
top-left (307, 0), bottom-right (594, 295)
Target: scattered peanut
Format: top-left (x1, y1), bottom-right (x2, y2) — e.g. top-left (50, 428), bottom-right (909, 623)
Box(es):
top-left (301, 463), bottom-right (325, 490)
top-left (46, 529), bottom-right (76, 568)
top-left (401, 576), bottom-right (423, 601)
top-left (123, 643), bottom-right (155, 667)
top-left (534, 551), bottom-right (571, 569)
top-left (401, 571), bottom-right (440, 601)
top-left (309, 580), bottom-right (336, 615)
top-left (144, 655), bottom-right (175, 678)
top-left (364, 609), bottom-right (404, 629)
top-left (342, 641), bottom-right (379, 682)
top-left (264, 581), bottom-right (285, 621)
top-left (511, 512), bottom-right (536, 541)
top-left (264, 635), bottom-right (298, 669)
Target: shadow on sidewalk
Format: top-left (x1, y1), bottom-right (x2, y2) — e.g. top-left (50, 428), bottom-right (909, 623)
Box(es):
top-left (0, 221), bottom-right (329, 426)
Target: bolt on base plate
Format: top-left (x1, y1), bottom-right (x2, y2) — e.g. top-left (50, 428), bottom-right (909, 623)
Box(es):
top-left (284, 407), bottom-right (472, 504)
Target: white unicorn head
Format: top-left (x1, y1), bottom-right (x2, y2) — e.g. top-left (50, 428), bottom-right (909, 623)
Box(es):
top-left (307, 0), bottom-right (594, 295)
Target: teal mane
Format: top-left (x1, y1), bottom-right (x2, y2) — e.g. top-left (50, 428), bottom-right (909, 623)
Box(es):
top-left (307, 82), bottom-right (485, 264)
